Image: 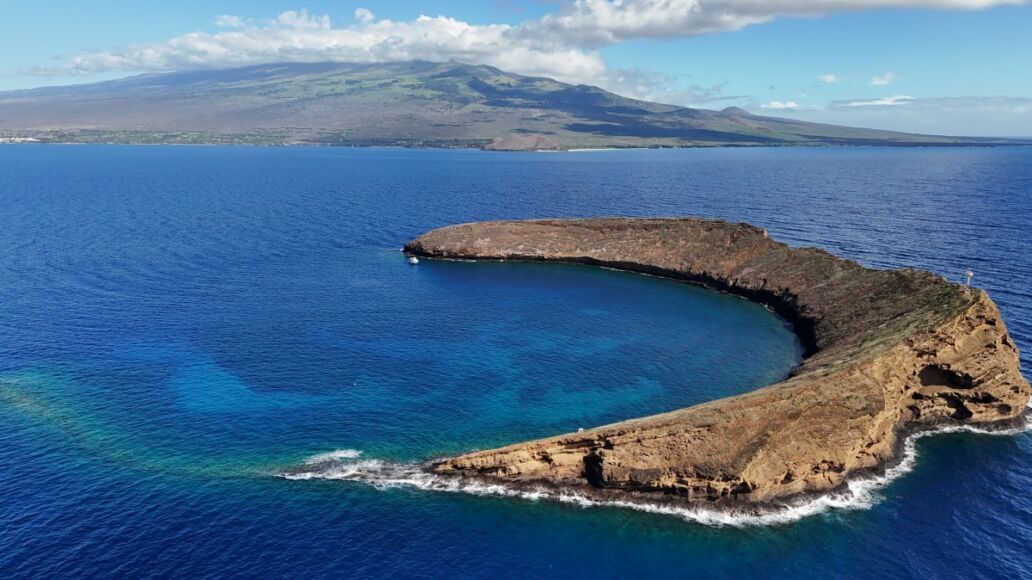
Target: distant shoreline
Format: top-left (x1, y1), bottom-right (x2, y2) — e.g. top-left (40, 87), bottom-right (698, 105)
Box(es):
top-left (2, 137), bottom-right (1030, 150)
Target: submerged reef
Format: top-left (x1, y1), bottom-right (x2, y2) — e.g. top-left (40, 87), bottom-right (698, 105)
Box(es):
top-left (404, 217), bottom-right (1031, 507)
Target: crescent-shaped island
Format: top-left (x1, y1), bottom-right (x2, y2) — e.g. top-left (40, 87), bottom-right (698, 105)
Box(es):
top-left (403, 217), bottom-right (1031, 508)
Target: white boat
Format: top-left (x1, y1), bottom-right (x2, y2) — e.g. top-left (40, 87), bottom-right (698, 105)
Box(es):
top-left (407, 256), bottom-right (420, 265)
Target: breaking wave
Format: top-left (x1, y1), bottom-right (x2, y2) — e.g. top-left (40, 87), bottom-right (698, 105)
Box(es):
top-left (302, 449), bottom-right (364, 466)
top-left (282, 414), bottom-right (1031, 527)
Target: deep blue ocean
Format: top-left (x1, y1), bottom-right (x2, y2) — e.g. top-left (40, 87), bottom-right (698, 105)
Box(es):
top-left (0, 145), bottom-right (1029, 579)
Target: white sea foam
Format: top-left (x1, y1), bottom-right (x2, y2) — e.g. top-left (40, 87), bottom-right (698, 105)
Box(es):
top-left (284, 414), bottom-right (1031, 527)
top-left (302, 449), bottom-right (364, 466)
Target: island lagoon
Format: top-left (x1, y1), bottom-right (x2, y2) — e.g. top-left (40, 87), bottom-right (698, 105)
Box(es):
top-left (1, 145), bottom-right (1030, 578)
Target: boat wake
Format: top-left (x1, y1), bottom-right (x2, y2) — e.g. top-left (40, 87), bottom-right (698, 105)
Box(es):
top-left (281, 413), bottom-right (1031, 527)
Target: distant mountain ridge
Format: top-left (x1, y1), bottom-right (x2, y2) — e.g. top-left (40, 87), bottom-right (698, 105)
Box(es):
top-left (0, 61), bottom-right (1022, 148)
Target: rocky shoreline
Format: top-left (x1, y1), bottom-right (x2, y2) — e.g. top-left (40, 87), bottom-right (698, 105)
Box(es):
top-left (403, 218), bottom-right (1031, 507)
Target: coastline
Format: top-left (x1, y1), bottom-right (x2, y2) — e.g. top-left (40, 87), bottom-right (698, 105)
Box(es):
top-left (3, 135), bottom-right (1032, 150)
top-left (399, 217), bottom-right (1032, 509)
top-left (281, 409), bottom-right (1031, 526)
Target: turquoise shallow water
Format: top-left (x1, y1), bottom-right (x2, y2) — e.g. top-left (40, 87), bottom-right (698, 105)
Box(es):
top-left (1, 145), bottom-right (1030, 578)
top-left (0, 260), bottom-right (797, 475)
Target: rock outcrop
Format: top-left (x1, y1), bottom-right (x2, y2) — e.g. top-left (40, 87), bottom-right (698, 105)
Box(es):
top-left (403, 218), bottom-right (1030, 506)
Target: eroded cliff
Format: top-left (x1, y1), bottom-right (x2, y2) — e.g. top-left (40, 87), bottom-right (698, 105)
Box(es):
top-left (403, 218), bottom-right (1030, 506)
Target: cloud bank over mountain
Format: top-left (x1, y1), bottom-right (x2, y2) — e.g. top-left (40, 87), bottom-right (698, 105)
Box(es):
top-left (24, 0), bottom-right (1032, 134)
top-left (42, 1), bottom-right (1027, 87)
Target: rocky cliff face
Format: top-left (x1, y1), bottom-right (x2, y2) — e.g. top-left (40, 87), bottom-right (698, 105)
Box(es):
top-left (403, 218), bottom-right (1030, 506)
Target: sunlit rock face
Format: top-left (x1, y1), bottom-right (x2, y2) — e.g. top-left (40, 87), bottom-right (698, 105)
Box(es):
top-left (405, 217), bottom-right (1031, 506)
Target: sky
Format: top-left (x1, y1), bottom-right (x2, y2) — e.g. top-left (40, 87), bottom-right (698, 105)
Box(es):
top-left (3, 0), bottom-right (1031, 136)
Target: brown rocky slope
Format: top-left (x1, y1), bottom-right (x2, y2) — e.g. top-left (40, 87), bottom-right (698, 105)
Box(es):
top-left (403, 218), bottom-right (1030, 507)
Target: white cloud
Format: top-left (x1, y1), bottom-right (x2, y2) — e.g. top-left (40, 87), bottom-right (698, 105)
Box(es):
top-left (836, 95), bottom-right (914, 107)
top-left (761, 100), bottom-right (800, 110)
top-left (355, 8), bottom-right (375, 25)
top-left (601, 72), bottom-right (750, 106)
top-left (214, 15), bottom-right (246, 29)
top-left (32, 1), bottom-right (1030, 107)
top-left (776, 96), bottom-right (1032, 137)
top-left (274, 9), bottom-right (331, 30)
top-left (819, 73), bottom-right (839, 83)
top-left (44, 10), bottom-right (610, 88)
top-left (871, 71), bottom-right (898, 86)
top-left (48, 2), bottom-right (1032, 74)
top-left (524, 0), bottom-right (1029, 46)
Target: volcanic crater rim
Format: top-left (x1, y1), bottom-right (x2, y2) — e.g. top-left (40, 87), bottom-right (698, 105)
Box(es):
top-left (402, 217), bottom-right (1031, 507)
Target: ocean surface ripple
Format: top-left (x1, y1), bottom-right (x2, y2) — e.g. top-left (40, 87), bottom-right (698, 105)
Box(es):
top-left (1, 145), bottom-right (1030, 579)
